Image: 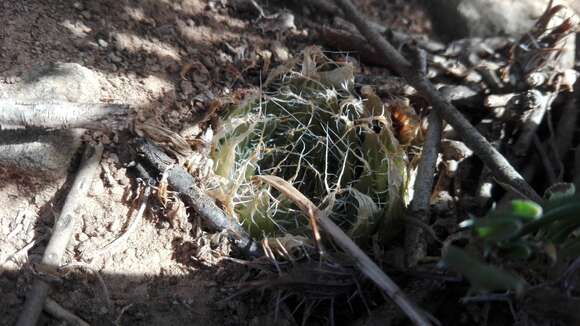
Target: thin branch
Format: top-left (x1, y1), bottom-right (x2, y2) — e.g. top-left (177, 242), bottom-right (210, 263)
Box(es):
top-left (134, 138), bottom-right (261, 258)
top-left (332, 0), bottom-right (542, 203)
top-left (257, 175), bottom-right (432, 326)
top-left (16, 144), bottom-right (104, 326)
top-left (0, 100), bottom-right (130, 130)
top-left (405, 110), bottom-right (442, 267)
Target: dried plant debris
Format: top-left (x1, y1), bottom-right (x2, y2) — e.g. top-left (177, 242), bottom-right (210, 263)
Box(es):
top-left (504, 2), bottom-right (578, 85)
top-left (208, 46), bottom-right (419, 247)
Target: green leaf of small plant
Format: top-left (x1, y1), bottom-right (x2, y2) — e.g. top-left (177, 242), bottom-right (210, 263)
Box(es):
top-left (442, 246), bottom-right (526, 295)
top-left (544, 183), bottom-right (575, 201)
top-left (517, 196), bottom-right (580, 238)
top-left (510, 200), bottom-right (542, 220)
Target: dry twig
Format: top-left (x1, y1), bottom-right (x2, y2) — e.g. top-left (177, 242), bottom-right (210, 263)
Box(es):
top-left (0, 100), bottom-right (129, 130)
top-left (16, 144), bottom-right (103, 326)
top-left (332, 0), bottom-right (541, 203)
top-left (257, 175), bottom-right (432, 326)
top-left (134, 138), bottom-right (261, 257)
top-left (405, 111), bottom-right (442, 267)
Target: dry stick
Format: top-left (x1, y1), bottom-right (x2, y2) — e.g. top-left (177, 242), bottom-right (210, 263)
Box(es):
top-left (405, 48), bottom-right (442, 268)
top-left (332, 0), bottom-right (542, 203)
top-left (16, 144), bottom-right (104, 326)
top-left (44, 298), bottom-right (90, 326)
top-left (0, 100), bottom-right (130, 130)
top-left (134, 138), bottom-right (261, 258)
top-left (271, 176), bottom-right (431, 324)
top-left (257, 175), bottom-right (432, 326)
top-left (405, 110), bottom-right (442, 268)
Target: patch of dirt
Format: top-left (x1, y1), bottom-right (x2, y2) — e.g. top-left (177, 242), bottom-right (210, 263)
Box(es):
top-left (0, 0), bottom-right (428, 325)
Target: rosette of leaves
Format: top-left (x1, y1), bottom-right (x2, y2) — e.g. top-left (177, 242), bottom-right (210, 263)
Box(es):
top-left (460, 183), bottom-right (580, 260)
top-left (443, 184), bottom-right (580, 296)
top-left (209, 47), bottom-right (409, 247)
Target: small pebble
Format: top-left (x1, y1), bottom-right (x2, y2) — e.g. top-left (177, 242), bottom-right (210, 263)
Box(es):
top-left (97, 39), bottom-right (109, 48)
top-left (78, 233), bottom-right (89, 242)
top-left (108, 52), bottom-right (123, 63)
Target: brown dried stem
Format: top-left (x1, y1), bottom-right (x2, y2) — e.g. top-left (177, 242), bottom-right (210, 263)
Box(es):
top-left (257, 175), bottom-right (432, 326)
top-left (332, 0), bottom-right (541, 203)
top-left (405, 110), bottom-right (442, 267)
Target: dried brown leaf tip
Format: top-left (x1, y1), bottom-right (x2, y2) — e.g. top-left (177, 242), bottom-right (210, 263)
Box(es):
top-left (389, 98), bottom-right (421, 145)
top-left (134, 118), bottom-right (193, 164)
top-left (506, 1), bottom-right (578, 80)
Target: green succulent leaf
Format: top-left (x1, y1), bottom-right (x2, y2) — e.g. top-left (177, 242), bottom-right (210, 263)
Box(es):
top-left (544, 183), bottom-right (576, 201)
top-left (510, 200), bottom-right (542, 220)
top-left (516, 196), bottom-right (580, 238)
top-left (442, 246), bottom-right (526, 295)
